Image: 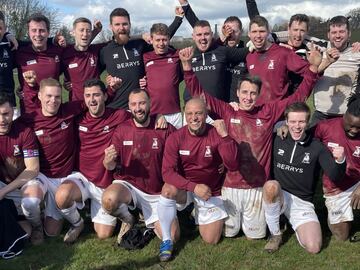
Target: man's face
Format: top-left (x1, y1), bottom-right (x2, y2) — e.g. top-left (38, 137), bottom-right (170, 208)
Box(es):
top-left (0, 102), bottom-right (13, 135)
top-left (28, 20), bottom-right (49, 51)
top-left (73, 22), bottom-right (92, 48)
top-left (185, 100), bottom-right (207, 136)
top-left (151, 33), bottom-right (169, 55)
top-left (110, 16), bottom-right (131, 45)
top-left (84, 86), bottom-right (107, 117)
top-left (328, 24), bottom-right (350, 51)
top-left (288, 20), bottom-right (308, 48)
top-left (0, 20), bottom-right (6, 40)
top-left (237, 81), bottom-right (259, 111)
top-left (286, 111), bottom-right (308, 141)
top-left (192, 26), bottom-right (213, 52)
top-left (38, 85), bottom-right (62, 116)
top-left (248, 23), bottom-right (269, 51)
top-left (128, 91), bottom-right (150, 124)
top-left (225, 21), bottom-right (242, 47)
top-left (343, 112), bottom-right (360, 139)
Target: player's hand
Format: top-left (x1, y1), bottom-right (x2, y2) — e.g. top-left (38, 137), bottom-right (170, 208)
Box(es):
top-left (326, 47), bottom-right (340, 64)
top-left (351, 185), bottom-right (360, 209)
top-left (6, 33), bottom-right (19, 50)
top-left (194, 184), bottom-right (211, 201)
top-left (142, 33), bottom-right (151, 44)
top-left (352, 42), bottom-right (360, 53)
top-left (178, 0), bottom-right (188, 5)
top-left (229, 102), bottom-right (240, 111)
top-left (246, 40), bottom-right (256, 53)
top-left (222, 24), bottom-right (233, 40)
top-left (16, 87), bottom-right (24, 100)
top-left (307, 42), bottom-right (322, 71)
top-left (54, 31), bottom-right (66, 47)
top-left (331, 146), bottom-right (345, 163)
top-left (155, 114), bottom-right (168, 129)
top-left (212, 119), bottom-right (228, 138)
top-left (175, 6), bottom-right (185, 17)
top-left (139, 76), bottom-right (147, 89)
top-left (23, 70), bottom-right (37, 87)
top-left (93, 19), bottom-right (103, 33)
top-left (63, 79), bottom-right (73, 92)
top-left (179, 47), bottom-right (194, 71)
top-left (276, 125), bottom-right (288, 140)
top-left (279, 42), bottom-right (294, 50)
top-left (106, 75), bottom-right (122, 91)
top-left (104, 144), bottom-right (118, 165)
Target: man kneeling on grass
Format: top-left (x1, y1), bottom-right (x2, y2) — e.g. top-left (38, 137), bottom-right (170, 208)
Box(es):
top-left (157, 98), bottom-right (239, 261)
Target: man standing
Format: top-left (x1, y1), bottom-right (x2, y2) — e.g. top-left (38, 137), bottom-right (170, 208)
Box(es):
top-left (263, 102), bottom-right (346, 253)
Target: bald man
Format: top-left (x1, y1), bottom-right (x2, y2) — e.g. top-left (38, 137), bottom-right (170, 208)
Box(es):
top-left (157, 98), bottom-right (239, 261)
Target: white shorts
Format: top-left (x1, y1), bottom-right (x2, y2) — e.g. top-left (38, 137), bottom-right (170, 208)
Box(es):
top-left (64, 172), bottom-right (117, 226)
top-left (222, 187), bottom-right (266, 239)
top-left (325, 181), bottom-right (360, 225)
top-left (191, 193), bottom-right (228, 225)
top-left (164, 112), bottom-right (183, 129)
top-left (281, 190), bottom-right (319, 231)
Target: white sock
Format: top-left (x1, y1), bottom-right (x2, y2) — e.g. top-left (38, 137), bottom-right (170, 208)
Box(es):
top-left (61, 203), bottom-right (82, 227)
top-left (157, 196), bottom-right (176, 242)
top-left (21, 197), bottom-right (42, 228)
top-left (263, 201), bottom-right (281, 236)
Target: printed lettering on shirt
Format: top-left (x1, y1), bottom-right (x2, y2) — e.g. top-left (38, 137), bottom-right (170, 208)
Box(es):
top-left (146, 61), bottom-right (154, 67)
top-left (152, 138), bottom-right (158, 149)
top-left (61, 121), bottom-right (69, 130)
top-left (103, 125), bottom-right (110, 133)
top-left (13, 145), bottom-right (20, 156)
top-left (79, 126), bottom-right (88, 132)
top-left (113, 53), bottom-right (119, 59)
top-left (167, 58), bottom-right (173, 63)
top-left (302, 152), bottom-right (310, 164)
top-left (249, 64), bottom-right (254, 70)
top-left (211, 54), bottom-right (217, 62)
top-left (55, 55), bottom-right (60, 62)
top-left (276, 162), bottom-right (303, 173)
top-left (123, 140), bottom-right (133, 146)
top-left (0, 63), bottom-right (7, 68)
top-left (192, 65), bottom-right (216, 72)
top-left (133, 48), bottom-right (140, 57)
top-left (191, 58), bottom-right (197, 63)
top-left (277, 149), bottom-right (284, 156)
top-left (179, 150), bottom-right (190, 156)
top-left (204, 146), bottom-right (212, 157)
top-left (238, 62), bottom-right (245, 68)
top-left (3, 49), bottom-right (9, 58)
top-left (230, 118), bottom-right (241, 124)
top-left (268, 60), bottom-right (275, 70)
top-left (35, 130), bottom-right (44, 136)
top-left (26, 59), bottom-right (37, 65)
top-left (116, 61), bottom-right (141, 69)
top-left (256, 119), bottom-right (263, 127)
top-left (69, 63), bottom-right (78, 69)
top-left (353, 146), bottom-right (360, 157)
top-left (90, 57), bottom-right (96, 66)
top-left (327, 142), bottom-right (339, 148)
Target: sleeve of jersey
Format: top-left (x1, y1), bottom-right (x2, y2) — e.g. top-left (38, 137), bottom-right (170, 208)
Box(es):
top-left (168, 16), bottom-right (183, 38)
top-left (318, 143), bottom-right (346, 183)
top-left (162, 134), bottom-right (197, 192)
top-left (22, 128), bottom-right (39, 158)
top-left (286, 50), bottom-right (309, 75)
top-left (246, 0), bottom-right (260, 19)
top-left (183, 70), bottom-right (230, 118)
top-left (182, 3), bottom-right (199, 28)
top-left (218, 136), bottom-right (239, 171)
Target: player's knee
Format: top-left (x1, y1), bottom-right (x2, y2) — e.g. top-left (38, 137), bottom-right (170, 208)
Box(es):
top-left (95, 225), bottom-right (114, 239)
top-left (21, 197), bottom-right (41, 214)
top-left (161, 183), bottom-right (178, 199)
top-left (304, 241), bottom-right (321, 254)
top-left (55, 184), bottom-right (75, 209)
top-left (330, 223), bottom-right (350, 241)
top-left (263, 180), bottom-right (280, 203)
top-left (202, 234), bottom-right (221, 245)
top-left (102, 192), bottom-right (119, 214)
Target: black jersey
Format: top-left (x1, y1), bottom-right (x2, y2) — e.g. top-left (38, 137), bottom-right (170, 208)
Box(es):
top-left (0, 35), bottom-right (15, 106)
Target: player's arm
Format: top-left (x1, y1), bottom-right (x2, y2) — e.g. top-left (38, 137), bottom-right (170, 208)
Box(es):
top-left (103, 144), bottom-right (118, 171)
top-left (89, 19), bottom-right (103, 43)
top-left (178, 0), bottom-right (199, 28)
top-left (168, 6), bottom-right (185, 38)
top-left (246, 0), bottom-right (260, 19)
top-left (318, 144), bottom-right (346, 183)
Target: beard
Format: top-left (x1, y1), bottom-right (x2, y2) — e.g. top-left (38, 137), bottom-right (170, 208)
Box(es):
top-left (132, 110), bottom-right (150, 124)
top-left (114, 31), bottom-right (130, 45)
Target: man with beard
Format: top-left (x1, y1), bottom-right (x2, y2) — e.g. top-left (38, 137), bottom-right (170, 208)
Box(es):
top-left (101, 89), bottom-right (178, 247)
top-left (0, 93), bottom-right (41, 244)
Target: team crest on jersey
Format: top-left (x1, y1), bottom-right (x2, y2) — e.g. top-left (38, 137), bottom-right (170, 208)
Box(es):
top-left (249, 64), bottom-right (254, 70)
top-left (211, 54), bottom-right (217, 62)
top-left (353, 146), bottom-right (360, 157)
top-left (204, 146), bottom-right (212, 157)
top-left (3, 49), bottom-right (9, 58)
top-left (133, 48), bottom-right (140, 57)
top-left (268, 60), bottom-right (275, 70)
top-left (167, 58), bottom-right (173, 63)
top-left (103, 125), bottom-right (110, 133)
top-left (113, 53), bottom-right (119, 59)
top-left (61, 121), bottom-right (69, 129)
top-left (13, 145), bottom-right (20, 156)
top-left (54, 55), bottom-right (60, 62)
top-left (152, 138), bottom-right (159, 149)
top-left (278, 149), bottom-right (284, 156)
top-left (256, 119), bottom-right (263, 127)
top-left (238, 62), bottom-right (245, 68)
top-left (90, 57), bottom-right (96, 66)
top-left (191, 58), bottom-right (197, 63)
top-left (302, 152), bottom-right (310, 164)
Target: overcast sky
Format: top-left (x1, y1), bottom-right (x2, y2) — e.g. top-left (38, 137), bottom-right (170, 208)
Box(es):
top-left (48, 0), bottom-right (360, 36)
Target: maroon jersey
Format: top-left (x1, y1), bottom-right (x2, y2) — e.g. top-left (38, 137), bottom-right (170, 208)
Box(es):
top-left (143, 48), bottom-right (182, 115)
top-left (162, 124), bottom-right (239, 196)
top-left (315, 118), bottom-right (360, 195)
top-left (21, 101), bottom-right (85, 178)
top-left (62, 43), bottom-right (106, 101)
top-left (77, 108), bottom-right (131, 188)
top-left (112, 117), bottom-right (175, 195)
top-left (0, 120), bottom-right (39, 183)
top-left (183, 68), bottom-right (318, 188)
top-left (246, 44), bottom-right (308, 104)
top-left (15, 44), bottom-right (63, 113)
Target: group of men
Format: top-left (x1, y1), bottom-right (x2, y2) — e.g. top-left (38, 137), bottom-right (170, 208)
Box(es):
top-left (0, 0), bottom-right (360, 262)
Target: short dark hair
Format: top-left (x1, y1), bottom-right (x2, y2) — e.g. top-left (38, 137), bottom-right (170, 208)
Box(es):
top-left (83, 78), bottom-right (107, 94)
top-left (0, 93), bottom-right (12, 107)
top-left (27, 13), bottom-right (50, 32)
top-left (129, 88), bottom-right (150, 99)
top-left (237, 74), bottom-right (262, 93)
top-left (110, 8), bottom-right (130, 24)
top-left (194, 20), bottom-right (211, 29)
top-left (328, 15), bottom-right (350, 32)
top-left (289, 14), bottom-right (309, 30)
top-left (73, 17), bottom-right (92, 28)
top-left (150, 23), bottom-right (169, 36)
top-left (224, 16), bottom-right (242, 31)
top-left (284, 102), bottom-right (311, 122)
top-left (346, 91), bottom-right (360, 117)
top-left (249, 15), bottom-right (270, 31)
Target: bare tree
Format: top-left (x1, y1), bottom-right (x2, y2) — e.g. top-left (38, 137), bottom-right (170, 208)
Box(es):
top-left (0, 0), bottom-right (60, 39)
top-left (347, 8), bottom-right (360, 30)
